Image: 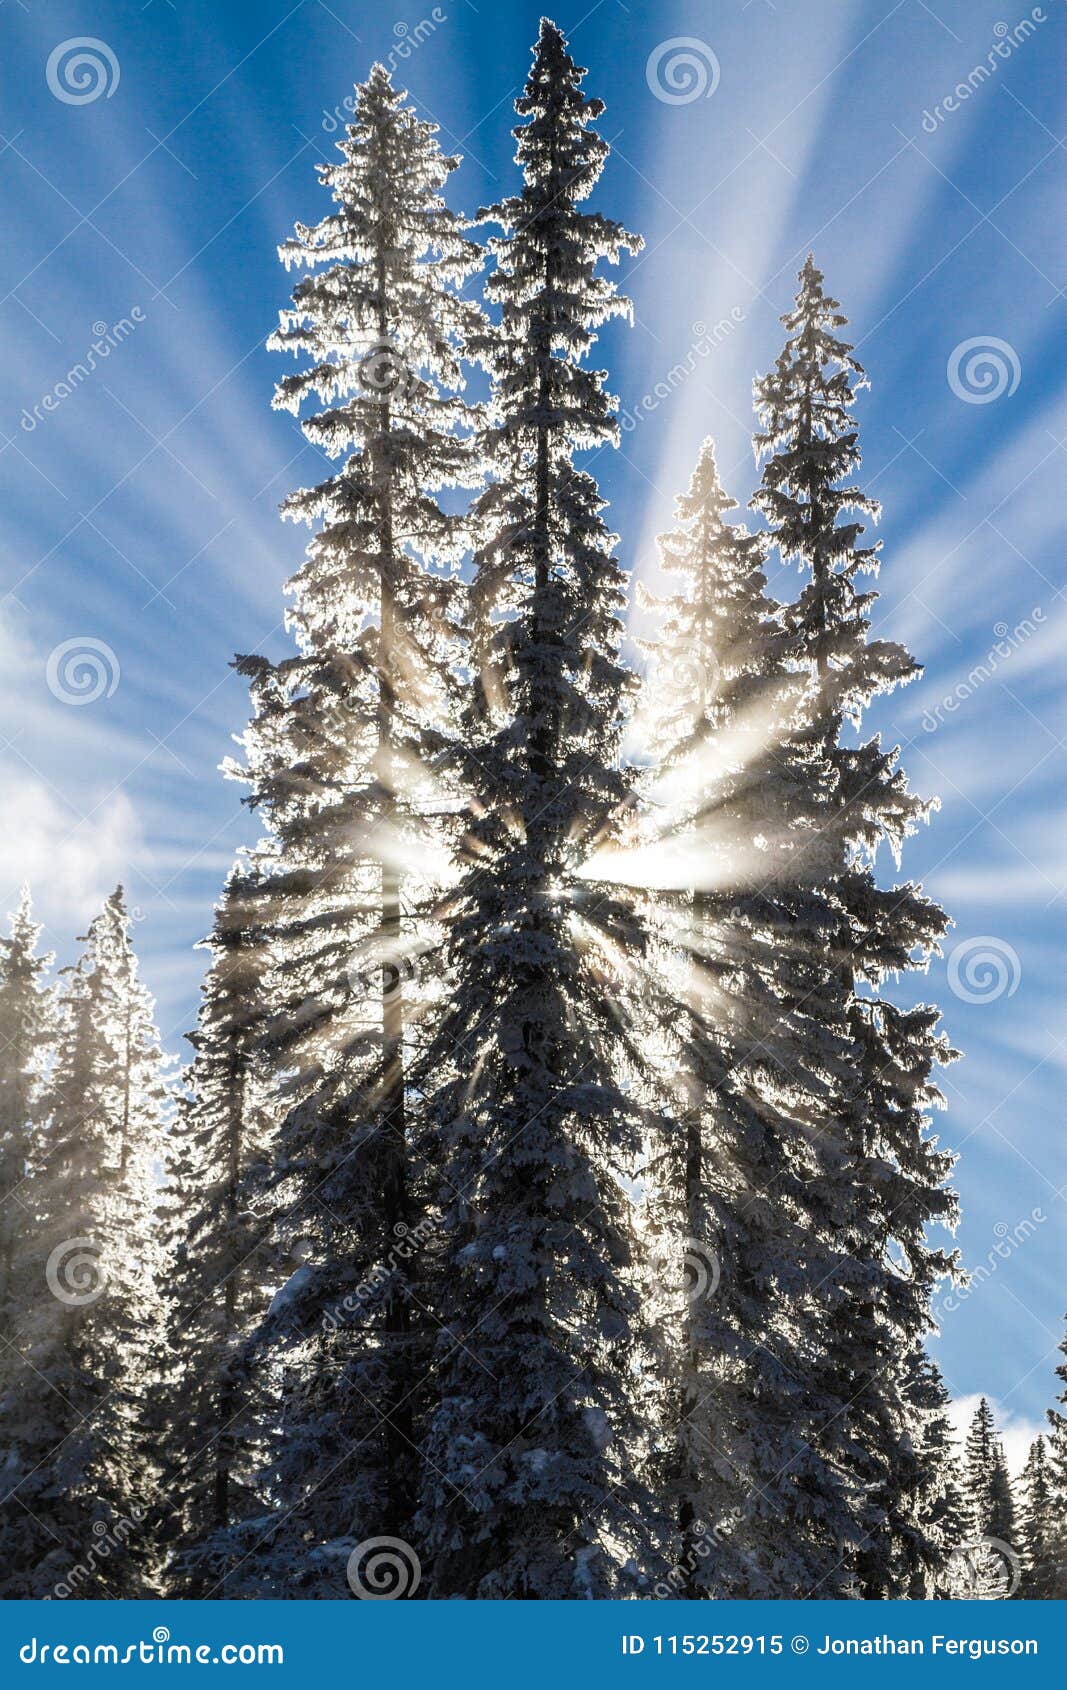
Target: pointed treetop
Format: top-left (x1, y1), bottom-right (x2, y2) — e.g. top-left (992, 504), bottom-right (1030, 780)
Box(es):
top-left (7, 885), bottom-right (40, 942)
top-left (534, 17), bottom-right (572, 68)
top-left (517, 15), bottom-right (605, 128)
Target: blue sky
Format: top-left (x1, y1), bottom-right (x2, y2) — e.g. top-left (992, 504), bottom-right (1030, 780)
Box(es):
top-left (1, 0), bottom-right (1064, 1454)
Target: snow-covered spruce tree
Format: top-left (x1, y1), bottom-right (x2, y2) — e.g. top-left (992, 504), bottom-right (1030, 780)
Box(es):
top-left (218, 64), bottom-right (482, 1592)
top-left (0, 890), bottom-right (168, 1597)
top-left (900, 1351), bottom-right (968, 1595)
top-left (409, 19), bottom-right (670, 1600)
top-left (751, 255), bottom-right (957, 1598)
top-left (1045, 1321), bottom-right (1067, 1596)
top-left (636, 439), bottom-right (871, 1598)
top-left (955, 1396), bottom-right (1017, 1597)
top-left (1017, 1436), bottom-right (1056, 1597)
top-left (159, 867), bottom-right (275, 1594)
top-left (0, 890), bottom-right (53, 1346)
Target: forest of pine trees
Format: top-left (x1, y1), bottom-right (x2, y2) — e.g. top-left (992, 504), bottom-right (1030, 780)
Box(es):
top-left (0, 21), bottom-right (1063, 1601)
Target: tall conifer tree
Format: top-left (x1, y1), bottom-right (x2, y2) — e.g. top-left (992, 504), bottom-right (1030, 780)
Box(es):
top-left (1045, 1319), bottom-right (1067, 1596)
top-left (1017, 1436), bottom-right (1056, 1598)
top-left (751, 256), bottom-right (957, 1596)
top-left (0, 892), bottom-right (52, 1346)
top-left (410, 20), bottom-right (668, 1599)
top-left (161, 868), bottom-right (273, 1593)
top-left (0, 891), bottom-right (168, 1596)
top-left (900, 1351), bottom-right (967, 1595)
top-left (222, 63), bottom-right (482, 1591)
top-left (638, 440), bottom-right (869, 1597)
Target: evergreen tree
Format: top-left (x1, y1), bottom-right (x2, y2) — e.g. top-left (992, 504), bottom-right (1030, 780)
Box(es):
top-left (1017, 1436), bottom-right (1056, 1598)
top-left (160, 868), bottom-right (274, 1594)
top-left (901, 1352), bottom-right (967, 1596)
top-left (952, 1397), bottom-right (1018, 1597)
top-left (220, 62), bottom-right (482, 1592)
top-left (410, 20), bottom-right (667, 1599)
top-left (0, 890), bottom-right (168, 1597)
top-left (962, 1399), bottom-right (1009, 1537)
top-left (637, 439), bottom-right (868, 1597)
top-left (0, 890), bottom-right (53, 1344)
top-left (1046, 1318), bottom-right (1067, 1596)
top-left (751, 255), bottom-right (957, 1597)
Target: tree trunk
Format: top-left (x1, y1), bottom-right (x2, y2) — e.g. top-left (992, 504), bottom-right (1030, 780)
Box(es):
top-left (374, 251), bottom-right (414, 1540)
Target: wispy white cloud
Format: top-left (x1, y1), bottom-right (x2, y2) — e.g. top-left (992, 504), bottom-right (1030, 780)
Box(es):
top-left (0, 772), bottom-right (141, 937)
